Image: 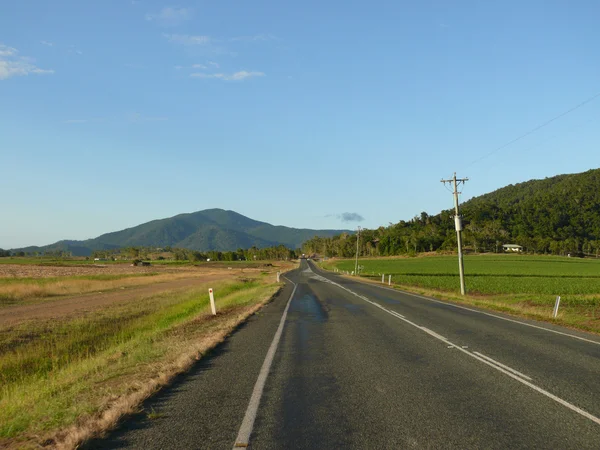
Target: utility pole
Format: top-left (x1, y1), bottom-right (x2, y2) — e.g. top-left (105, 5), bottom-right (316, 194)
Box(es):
top-left (354, 226), bottom-right (361, 276)
top-left (441, 173), bottom-right (469, 295)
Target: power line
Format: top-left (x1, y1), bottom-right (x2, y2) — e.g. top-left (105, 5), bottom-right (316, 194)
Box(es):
top-left (465, 90), bottom-right (600, 168)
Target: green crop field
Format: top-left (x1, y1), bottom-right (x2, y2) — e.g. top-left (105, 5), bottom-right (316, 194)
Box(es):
top-left (323, 255), bottom-right (600, 333)
top-left (327, 255), bottom-right (600, 296)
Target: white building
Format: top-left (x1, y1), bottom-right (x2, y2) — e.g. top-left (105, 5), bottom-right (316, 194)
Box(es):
top-left (502, 244), bottom-right (523, 252)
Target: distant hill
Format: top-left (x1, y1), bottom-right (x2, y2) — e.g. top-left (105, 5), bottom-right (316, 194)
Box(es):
top-left (461, 169), bottom-right (600, 242)
top-left (303, 168), bottom-right (600, 256)
top-left (12, 209), bottom-right (349, 256)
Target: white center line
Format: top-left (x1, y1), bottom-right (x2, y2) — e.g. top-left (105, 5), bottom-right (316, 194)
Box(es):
top-left (473, 351), bottom-right (532, 381)
top-left (233, 276), bottom-right (297, 448)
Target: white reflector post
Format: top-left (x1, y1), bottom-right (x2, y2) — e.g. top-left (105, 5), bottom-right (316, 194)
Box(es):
top-left (209, 288), bottom-right (216, 315)
top-left (553, 296), bottom-right (561, 318)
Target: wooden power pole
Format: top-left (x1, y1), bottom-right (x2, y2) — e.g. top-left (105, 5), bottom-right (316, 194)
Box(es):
top-left (441, 173), bottom-right (469, 295)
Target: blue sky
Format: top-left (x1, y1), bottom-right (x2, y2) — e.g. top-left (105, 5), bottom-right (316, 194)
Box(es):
top-left (1, 0), bottom-right (599, 248)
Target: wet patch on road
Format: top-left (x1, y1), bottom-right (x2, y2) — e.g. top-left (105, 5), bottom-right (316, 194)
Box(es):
top-left (290, 294), bottom-right (328, 323)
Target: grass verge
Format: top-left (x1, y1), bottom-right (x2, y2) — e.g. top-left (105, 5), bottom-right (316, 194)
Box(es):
top-left (0, 277), bottom-right (281, 449)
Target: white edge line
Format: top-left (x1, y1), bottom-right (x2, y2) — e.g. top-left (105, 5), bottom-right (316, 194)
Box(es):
top-left (233, 276), bottom-right (297, 448)
top-left (308, 264), bottom-right (600, 427)
top-left (473, 351), bottom-right (532, 381)
top-left (315, 264), bottom-right (600, 346)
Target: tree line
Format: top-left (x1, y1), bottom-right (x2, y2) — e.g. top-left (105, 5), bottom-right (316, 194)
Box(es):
top-left (303, 169), bottom-right (600, 257)
top-left (0, 245), bottom-right (298, 261)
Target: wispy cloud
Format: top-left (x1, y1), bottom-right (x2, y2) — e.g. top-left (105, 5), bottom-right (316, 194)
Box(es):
top-left (0, 44), bottom-right (54, 80)
top-left (0, 45), bottom-right (17, 57)
top-left (146, 7), bottom-right (192, 26)
top-left (174, 63), bottom-right (216, 70)
top-left (40, 40), bottom-right (54, 47)
top-left (163, 33), bottom-right (211, 45)
top-left (190, 70), bottom-right (265, 81)
top-left (208, 61), bottom-right (219, 68)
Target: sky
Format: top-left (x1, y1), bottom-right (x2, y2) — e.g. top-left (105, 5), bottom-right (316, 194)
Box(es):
top-left (1, 0), bottom-right (600, 248)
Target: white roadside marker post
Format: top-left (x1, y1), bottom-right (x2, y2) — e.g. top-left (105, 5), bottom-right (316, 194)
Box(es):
top-left (209, 288), bottom-right (216, 315)
top-left (553, 296), bottom-right (561, 318)
top-left (277, 271), bottom-right (280, 282)
top-left (382, 274), bottom-right (385, 283)
top-left (388, 275), bottom-right (391, 286)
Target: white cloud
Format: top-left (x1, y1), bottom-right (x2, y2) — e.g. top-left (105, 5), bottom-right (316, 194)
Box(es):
top-left (0, 45), bottom-right (16, 57)
top-left (192, 63), bottom-right (206, 69)
top-left (163, 33), bottom-right (211, 45)
top-left (146, 7), bottom-right (191, 26)
top-left (40, 41), bottom-right (54, 47)
top-left (190, 70), bottom-right (264, 81)
top-left (227, 70), bottom-right (265, 81)
top-left (190, 73), bottom-right (222, 79)
top-left (208, 61), bottom-right (219, 68)
top-left (0, 44), bottom-right (54, 80)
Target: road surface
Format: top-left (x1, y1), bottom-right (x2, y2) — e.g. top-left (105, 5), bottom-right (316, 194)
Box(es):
top-left (87, 259), bottom-right (600, 449)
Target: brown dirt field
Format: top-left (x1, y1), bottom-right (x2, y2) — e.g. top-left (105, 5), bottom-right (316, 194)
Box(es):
top-left (0, 272), bottom-right (244, 327)
top-left (0, 264), bottom-right (179, 278)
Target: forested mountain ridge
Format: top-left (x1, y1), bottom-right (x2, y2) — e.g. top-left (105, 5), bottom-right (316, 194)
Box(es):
top-left (10, 209), bottom-right (348, 256)
top-left (303, 169), bottom-right (600, 257)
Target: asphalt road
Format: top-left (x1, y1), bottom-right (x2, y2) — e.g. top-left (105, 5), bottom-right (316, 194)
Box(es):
top-left (87, 259), bottom-right (600, 449)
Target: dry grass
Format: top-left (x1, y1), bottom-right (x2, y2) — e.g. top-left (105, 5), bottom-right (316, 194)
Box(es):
top-left (0, 271), bottom-right (237, 306)
top-left (0, 273), bottom-right (283, 449)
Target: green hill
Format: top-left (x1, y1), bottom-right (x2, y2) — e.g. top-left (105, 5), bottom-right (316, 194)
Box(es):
top-left (303, 168), bottom-right (600, 256)
top-left (12, 209), bottom-right (348, 256)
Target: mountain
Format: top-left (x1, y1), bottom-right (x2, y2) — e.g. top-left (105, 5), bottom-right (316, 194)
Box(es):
top-left (302, 168), bottom-right (600, 256)
top-left (12, 209), bottom-right (349, 256)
